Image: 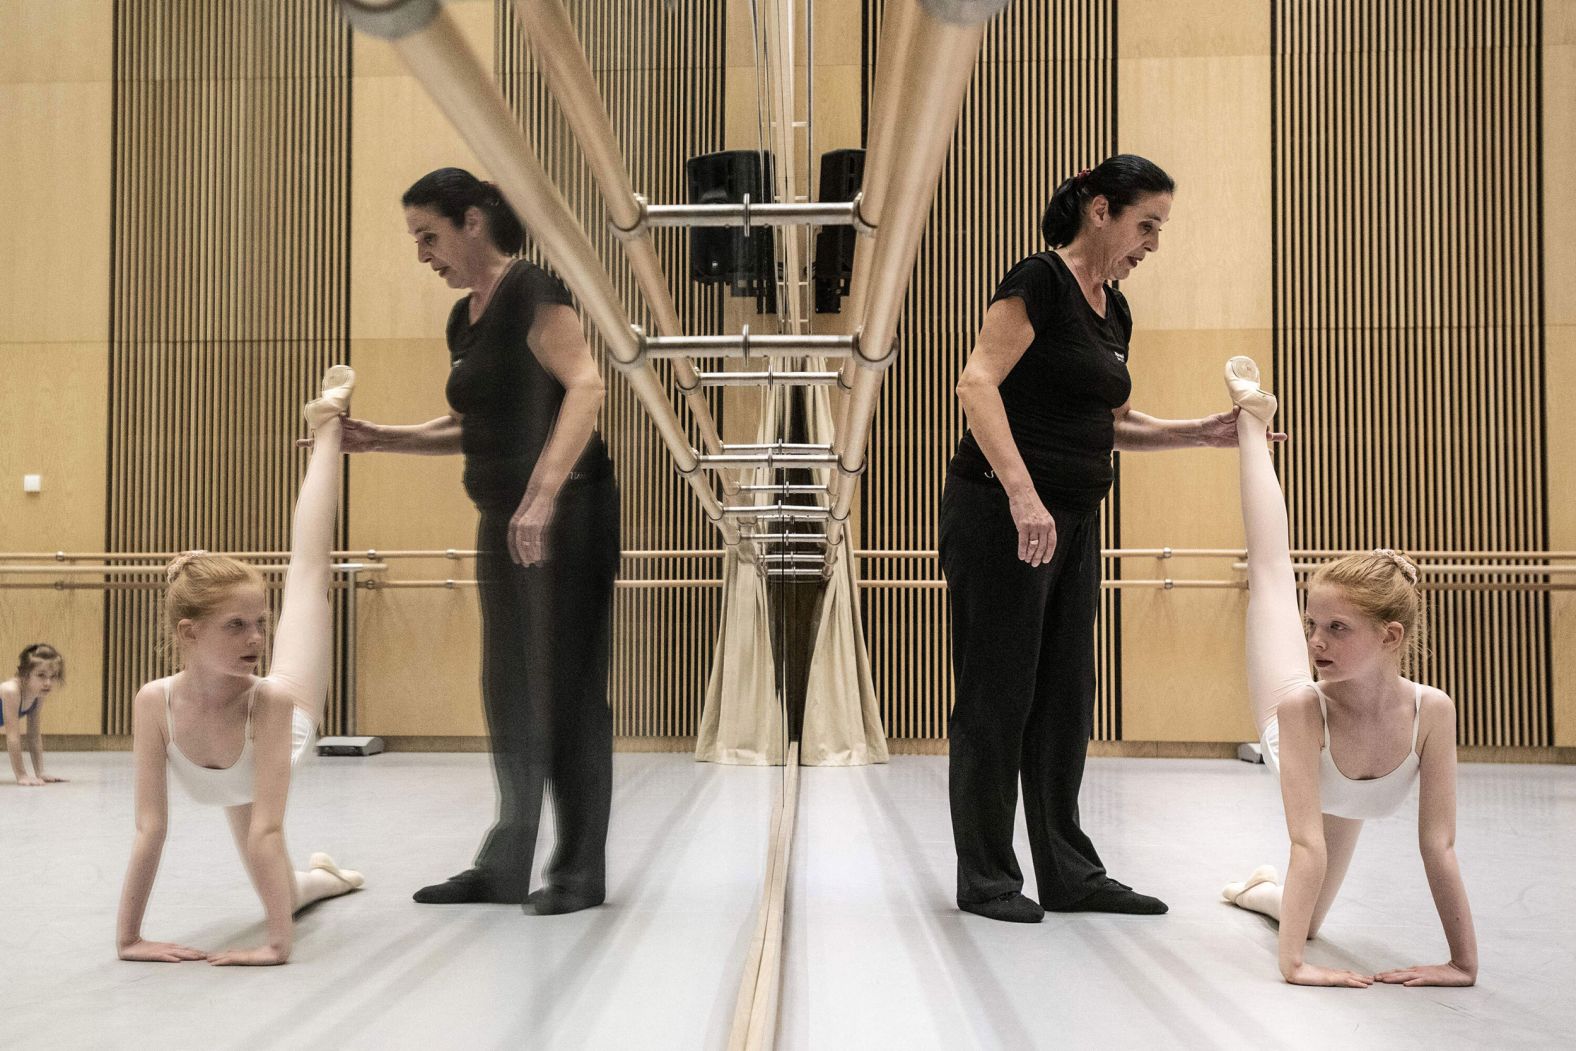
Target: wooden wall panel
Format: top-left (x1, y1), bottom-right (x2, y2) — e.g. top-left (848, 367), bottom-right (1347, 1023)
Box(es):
top-left (1115, 0), bottom-right (1270, 743)
top-left (859, 0), bottom-right (1122, 740)
top-left (496, 0), bottom-right (727, 739)
top-left (104, 1), bottom-right (351, 733)
top-left (1544, 0), bottom-right (1576, 745)
top-left (0, 0), bottom-right (113, 735)
top-left (1274, 0), bottom-right (1548, 746)
top-left (0, 346), bottom-right (111, 735)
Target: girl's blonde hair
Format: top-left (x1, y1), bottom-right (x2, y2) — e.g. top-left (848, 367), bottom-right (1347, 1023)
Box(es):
top-left (164, 551), bottom-right (267, 656)
top-left (1309, 548), bottom-right (1425, 673)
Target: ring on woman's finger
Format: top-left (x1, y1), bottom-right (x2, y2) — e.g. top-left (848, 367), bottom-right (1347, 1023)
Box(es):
top-left (1028, 538), bottom-right (1039, 545)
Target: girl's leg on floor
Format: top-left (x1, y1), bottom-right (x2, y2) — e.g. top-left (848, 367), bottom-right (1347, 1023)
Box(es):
top-left (1231, 815), bottom-right (1362, 928)
top-left (1307, 814), bottom-right (1363, 935)
top-left (225, 805), bottom-right (359, 911)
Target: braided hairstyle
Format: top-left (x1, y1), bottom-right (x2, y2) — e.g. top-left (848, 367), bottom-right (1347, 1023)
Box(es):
top-left (1310, 549), bottom-right (1426, 673)
top-left (164, 551), bottom-right (267, 657)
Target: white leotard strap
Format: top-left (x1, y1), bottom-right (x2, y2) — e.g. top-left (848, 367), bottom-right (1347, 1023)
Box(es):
top-left (1316, 685), bottom-right (1331, 748)
top-left (1410, 681), bottom-right (1423, 754)
top-left (165, 678), bottom-right (258, 744)
top-left (163, 679), bottom-right (176, 744)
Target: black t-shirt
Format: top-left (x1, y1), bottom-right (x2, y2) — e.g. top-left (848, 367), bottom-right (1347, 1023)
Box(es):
top-left (952, 251), bottom-right (1134, 511)
top-left (445, 259), bottom-right (610, 506)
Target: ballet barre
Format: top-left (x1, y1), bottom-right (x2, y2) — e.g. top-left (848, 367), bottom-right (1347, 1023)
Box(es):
top-left (336, 0), bottom-right (994, 582)
top-left (0, 563), bottom-right (387, 577)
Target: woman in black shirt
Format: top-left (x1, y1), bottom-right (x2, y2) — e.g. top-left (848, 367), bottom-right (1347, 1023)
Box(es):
top-left (943, 155), bottom-right (1249, 922)
top-left (343, 168), bottom-right (618, 914)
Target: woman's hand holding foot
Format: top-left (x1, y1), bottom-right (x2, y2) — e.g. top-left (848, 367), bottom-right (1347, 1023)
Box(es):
top-left (119, 939), bottom-right (208, 963)
top-left (1375, 962), bottom-right (1476, 987)
top-left (1283, 962), bottom-right (1374, 988)
top-left (338, 417), bottom-right (387, 453)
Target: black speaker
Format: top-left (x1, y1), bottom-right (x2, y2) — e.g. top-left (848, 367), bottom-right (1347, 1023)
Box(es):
top-left (813, 148), bottom-right (865, 314)
top-left (685, 150), bottom-right (777, 314)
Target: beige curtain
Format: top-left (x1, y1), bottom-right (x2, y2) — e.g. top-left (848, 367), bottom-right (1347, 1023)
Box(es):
top-left (694, 547), bottom-right (784, 765)
top-left (800, 360), bottom-right (889, 766)
top-left (695, 356), bottom-right (889, 766)
top-left (695, 375), bottom-right (789, 766)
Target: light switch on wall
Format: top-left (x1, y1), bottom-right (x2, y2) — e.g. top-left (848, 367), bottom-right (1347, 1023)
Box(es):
top-left (23, 474), bottom-right (42, 493)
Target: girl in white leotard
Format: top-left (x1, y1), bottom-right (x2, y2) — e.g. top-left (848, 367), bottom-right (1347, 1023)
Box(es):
top-left (1221, 357), bottom-right (1478, 989)
top-left (115, 368), bottom-right (364, 966)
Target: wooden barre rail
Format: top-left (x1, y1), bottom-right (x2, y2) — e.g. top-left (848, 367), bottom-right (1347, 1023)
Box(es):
top-left (10, 576), bottom-right (1573, 593)
top-left (8, 549), bottom-right (1576, 566)
top-left (0, 563), bottom-right (388, 576)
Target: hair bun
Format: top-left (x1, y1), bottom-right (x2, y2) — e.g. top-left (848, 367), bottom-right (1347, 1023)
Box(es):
top-left (166, 550), bottom-right (207, 583)
top-left (1375, 548), bottom-right (1419, 586)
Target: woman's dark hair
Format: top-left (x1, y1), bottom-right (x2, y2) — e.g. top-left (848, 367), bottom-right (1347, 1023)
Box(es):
top-left (402, 167), bottom-right (525, 254)
top-left (1040, 154), bottom-right (1175, 248)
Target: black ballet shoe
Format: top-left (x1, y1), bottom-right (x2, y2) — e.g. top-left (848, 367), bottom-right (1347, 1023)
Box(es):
top-left (412, 868), bottom-right (521, 905)
top-left (958, 891), bottom-right (1045, 924)
top-left (1053, 880), bottom-right (1168, 915)
top-left (527, 886), bottom-right (606, 915)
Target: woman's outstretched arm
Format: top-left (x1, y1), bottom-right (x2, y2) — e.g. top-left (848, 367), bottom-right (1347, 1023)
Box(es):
top-left (117, 684), bottom-right (207, 962)
top-left (340, 412), bottom-right (462, 455)
top-left (1377, 690), bottom-right (1478, 987)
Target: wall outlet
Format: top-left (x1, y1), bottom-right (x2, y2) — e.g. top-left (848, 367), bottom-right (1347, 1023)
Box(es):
top-left (22, 474), bottom-right (42, 493)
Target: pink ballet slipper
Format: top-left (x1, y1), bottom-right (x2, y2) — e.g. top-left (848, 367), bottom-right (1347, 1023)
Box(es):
top-left (303, 365), bottom-right (355, 430)
top-left (1224, 356), bottom-right (1278, 425)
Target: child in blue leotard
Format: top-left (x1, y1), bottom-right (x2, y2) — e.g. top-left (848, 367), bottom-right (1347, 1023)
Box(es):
top-left (2, 643), bottom-right (68, 786)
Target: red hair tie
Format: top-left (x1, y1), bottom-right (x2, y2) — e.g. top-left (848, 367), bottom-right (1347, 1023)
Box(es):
top-left (1075, 168), bottom-right (1092, 182)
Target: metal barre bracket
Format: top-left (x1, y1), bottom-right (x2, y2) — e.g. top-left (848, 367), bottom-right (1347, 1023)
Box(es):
top-left (607, 193), bottom-right (648, 243)
top-left (853, 335), bottom-right (899, 371)
top-left (605, 324), bottom-right (648, 374)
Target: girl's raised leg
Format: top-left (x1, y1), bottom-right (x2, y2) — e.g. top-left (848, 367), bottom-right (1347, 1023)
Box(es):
top-left (266, 366), bottom-right (354, 727)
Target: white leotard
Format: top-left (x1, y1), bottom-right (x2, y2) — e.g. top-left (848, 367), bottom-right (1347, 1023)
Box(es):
top-left (163, 678), bottom-right (318, 807)
top-left (165, 679), bottom-right (257, 808)
top-left (1259, 681), bottom-right (1422, 820)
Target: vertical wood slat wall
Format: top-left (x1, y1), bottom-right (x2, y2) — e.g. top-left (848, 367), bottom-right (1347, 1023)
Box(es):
top-left (1273, 0), bottom-right (1548, 746)
top-left (106, 1), bottom-right (351, 733)
top-left (495, 1), bottom-right (727, 739)
top-left (858, 0), bottom-right (1122, 740)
